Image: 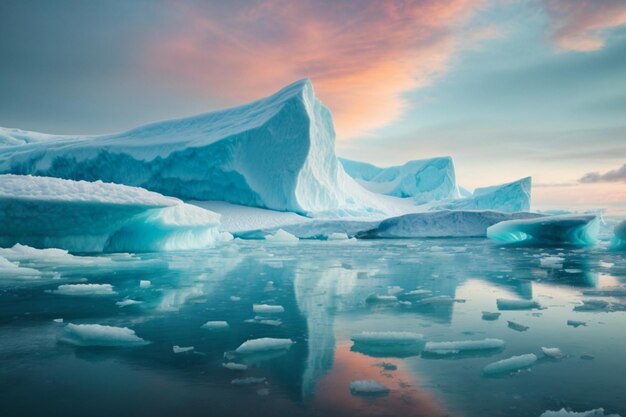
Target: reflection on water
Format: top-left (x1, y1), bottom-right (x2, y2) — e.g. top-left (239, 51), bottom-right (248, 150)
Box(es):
top-left (1, 239), bottom-right (625, 417)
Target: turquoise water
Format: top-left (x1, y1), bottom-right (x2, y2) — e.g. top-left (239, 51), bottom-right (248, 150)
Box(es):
top-left (1, 239), bottom-right (625, 417)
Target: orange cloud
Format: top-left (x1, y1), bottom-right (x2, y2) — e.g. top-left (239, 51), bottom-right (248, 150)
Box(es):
top-left (151, 0), bottom-right (484, 139)
top-left (546, 0), bottom-right (626, 52)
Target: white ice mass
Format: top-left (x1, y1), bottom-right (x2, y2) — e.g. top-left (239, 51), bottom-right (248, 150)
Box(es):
top-left (434, 177), bottom-right (531, 213)
top-left (539, 409), bottom-right (621, 417)
top-left (339, 156), bottom-right (459, 203)
top-left (234, 338), bottom-right (294, 355)
top-left (487, 214), bottom-right (599, 246)
top-left (423, 338), bottom-right (505, 356)
top-left (0, 174), bottom-right (225, 252)
top-left (59, 323), bottom-right (149, 347)
top-left (349, 380), bottom-right (390, 396)
top-left (482, 353), bottom-right (537, 376)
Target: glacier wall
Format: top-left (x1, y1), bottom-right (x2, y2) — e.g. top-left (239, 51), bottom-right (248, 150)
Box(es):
top-left (0, 80), bottom-right (376, 215)
top-left (0, 175), bottom-right (224, 252)
top-left (486, 214), bottom-right (599, 246)
top-left (340, 157), bottom-right (459, 204)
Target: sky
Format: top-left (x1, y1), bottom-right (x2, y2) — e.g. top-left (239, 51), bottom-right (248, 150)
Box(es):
top-left (1, 0), bottom-right (625, 213)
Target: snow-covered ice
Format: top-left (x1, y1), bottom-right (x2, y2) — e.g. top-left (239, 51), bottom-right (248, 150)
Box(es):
top-left (541, 347), bottom-right (564, 359)
top-left (349, 380), bottom-right (390, 396)
top-left (173, 345), bottom-right (194, 353)
top-left (487, 214), bottom-right (599, 246)
top-left (59, 324), bottom-right (148, 347)
top-left (50, 284), bottom-right (117, 296)
top-left (201, 321), bottom-right (229, 330)
top-left (434, 177), bottom-right (531, 213)
top-left (235, 338), bottom-right (294, 355)
top-left (482, 353), bottom-right (537, 376)
top-left (252, 304), bottom-right (285, 314)
top-left (265, 229), bottom-right (299, 242)
top-left (223, 362), bottom-right (248, 371)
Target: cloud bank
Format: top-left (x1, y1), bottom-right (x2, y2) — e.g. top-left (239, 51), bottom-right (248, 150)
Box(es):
top-left (580, 163), bottom-right (626, 183)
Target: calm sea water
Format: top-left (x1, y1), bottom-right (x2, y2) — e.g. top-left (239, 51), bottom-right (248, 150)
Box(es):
top-left (1, 239), bottom-right (625, 417)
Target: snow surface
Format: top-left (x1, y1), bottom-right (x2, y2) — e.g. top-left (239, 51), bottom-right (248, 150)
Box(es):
top-left (433, 177), bottom-right (531, 213)
top-left (357, 210), bottom-right (540, 238)
top-left (340, 156), bottom-right (459, 203)
top-left (0, 80), bottom-right (393, 215)
top-left (59, 323), bottom-right (148, 347)
top-left (0, 175), bottom-right (225, 252)
top-left (482, 353), bottom-right (537, 375)
top-left (487, 214), bottom-right (599, 246)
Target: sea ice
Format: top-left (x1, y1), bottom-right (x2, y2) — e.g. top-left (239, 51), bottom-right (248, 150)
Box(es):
top-left (59, 323), bottom-right (148, 347)
top-left (116, 299), bottom-right (142, 308)
top-left (423, 338), bottom-right (505, 356)
top-left (482, 353), bottom-right (537, 376)
top-left (541, 347), bottom-right (564, 359)
top-left (508, 321), bottom-right (530, 332)
top-left (482, 311), bottom-right (501, 321)
top-left (235, 338), bottom-right (294, 355)
top-left (539, 408), bottom-right (621, 417)
top-left (349, 380), bottom-right (390, 396)
top-left (50, 284), bottom-right (116, 296)
top-left (253, 304), bottom-right (285, 314)
top-left (223, 362), bottom-right (248, 371)
top-left (496, 298), bottom-right (541, 310)
top-left (201, 321), bottom-right (229, 330)
top-left (487, 214), bottom-right (599, 246)
top-left (173, 345), bottom-right (194, 353)
top-left (139, 280), bottom-right (151, 288)
top-left (265, 229), bottom-right (299, 242)
top-left (0, 255), bottom-right (42, 280)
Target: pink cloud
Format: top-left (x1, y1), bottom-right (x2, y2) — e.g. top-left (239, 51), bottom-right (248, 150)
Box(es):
top-left (545, 0), bottom-right (626, 52)
top-left (149, 0), bottom-right (485, 139)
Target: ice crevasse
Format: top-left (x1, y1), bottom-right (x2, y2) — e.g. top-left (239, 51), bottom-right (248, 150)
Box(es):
top-left (0, 79), bottom-right (386, 215)
top-left (0, 174), bottom-right (228, 252)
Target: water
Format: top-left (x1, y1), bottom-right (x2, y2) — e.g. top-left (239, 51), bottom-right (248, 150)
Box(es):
top-left (1, 239), bottom-right (625, 417)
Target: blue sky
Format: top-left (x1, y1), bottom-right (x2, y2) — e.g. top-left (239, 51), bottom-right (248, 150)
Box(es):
top-left (1, 0), bottom-right (625, 212)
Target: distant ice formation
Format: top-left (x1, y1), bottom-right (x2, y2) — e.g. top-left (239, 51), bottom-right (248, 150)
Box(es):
top-left (434, 177), bottom-right (531, 213)
top-left (340, 156), bottom-right (459, 203)
top-left (0, 174), bottom-right (225, 252)
top-left (487, 214), bottom-right (599, 246)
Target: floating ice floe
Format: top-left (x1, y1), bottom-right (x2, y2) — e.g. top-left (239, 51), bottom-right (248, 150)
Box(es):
top-left (541, 347), bottom-right (564, 359)
top-left (50, 283), bottom-right (117, 296)
top-left (357, 210), bottom-right (539, 239)
top-left (508, 321), bottom-right (530, 332)
top-left (0, 175), bottom-right (226, 252)
top-left (487, 214), bottom-right (599, 246)
top-left (139, 280), bottom-right (151, 288)
top-left (423, 338), bottom-right (505, 356)
top-left (235, 338), bottom-right (294, 355)
top-left (567, 320), bottom-right (586, 328)
top-left (482, 353), bottom-right (537, 376)
top-left (496, 298), bottom-right (541, 310)
top-left (223, 362), bottom-right (248, 371)
top-left (349, 380), bottom-right (390, 396)
top-left (574, 300), bottom-right (610, 312)
top-left (365, 294), bottom-right (398, 304)
top-left (60, 323), bottom-right (148, 347)
top-left (482, 311), bottom-right (501, 321)
top-left (539, 408), bottom-right (621, 417)
top-left (173, 345), bottom-right (194, 354)
top-left (351, 332), bottom-right (424, 345)
top-left (116, 299), bottom-right (142, 308)
top-left (265, 229), bottom-right (299, 242)
top-left (0, 255), bottom-right (42, 280)
top-left (201, 321), bottom-right (229, 330)
top-left (540, 256), bottom-right (565, 269)
top-left (253, 304), bottom-right (285, 314)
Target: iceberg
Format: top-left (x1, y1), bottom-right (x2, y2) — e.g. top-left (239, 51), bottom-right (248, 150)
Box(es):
top-left (234, 338), bottom-right (294, 355)
top-left (0, 174), bottom-right (225, 252)
top-left (59, 323), bottom-right (149, 347)
top-left (487, 214), bottom-right (599, 246)
top-left (612, 220), bottom-right (626, 250)
top-left (0, 80), bottom-right (385, 215)
top-left (357, 210), bottom-right (540, 238)
top-left (422, 338), bottom-right (505, 356)
top-left (434, 177), bottom-right (531, 213)
top-left (482, 353), bottom-right (537, 376)
top-left (339, 156), bottom-right (459, 203)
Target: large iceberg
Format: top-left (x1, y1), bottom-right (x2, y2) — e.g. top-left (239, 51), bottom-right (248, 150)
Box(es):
top-left (339, 157), bottom-right (459, 203)
top-left (487, 214), bottom-right (599, 246)
top-left (0, 80), bottom-right (384, 215)
top-left (357, 210), bottom-right (540, 239)
top-left (434, 177), bottom-right (531, 213)
top-left (0, 174), bottom-right (225, 252)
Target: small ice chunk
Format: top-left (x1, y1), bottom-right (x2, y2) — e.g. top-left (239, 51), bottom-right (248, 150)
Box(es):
top-left (327, 232), bottom-right (349, 240)
top-left (539, 408), bottom-right (621, 417)
top-left (139, 280), bottom-right (151, 288)
top-left (574, 300), bottom-right (609, 312)
top-left (540, 256), bottom-right (565, 269)
top-left (365, 294), bottom-right (398, 303)
top-left (116, 299), bottom-right (142, 308)
top-left (599, 261), bottom-right (614, 269)
top-left (508, 321), bottom-right (529, 332)
top-left (482, 353), bottom-right (537, 376)
top-left (235, 338), bottom-right (294, 355)
top-left (50, 284), bottom-right (116, 296)
top-left (265, 229), bottom-right (298, 242)
top-left (201, 321), bottom-right (229, 330)
top-left (351, 331), bottom-right (424, 345)
top-left (405, 289), bottom-right (433, 298)
top-left (253, 304), bottom-right (284, 314)
top-left (173, 345), bottom-right (194, 354)
top-left (567, 320), bottom-right (586, 328)
top-left (416, 295), bottom-right (459, 305)
top-left (497, 298), bottom-right (541, 310)
top-left (231, 377), bottom-right (266, 385)
top-left (349, 380), bottom-right (390, 396)
top-left (423, 338), bottom-right (505, 356)
top-left (53, 318), bottom-right (63, 323)
top-left (60, 323), bottom-right (148, 347)
top-left (541, 347), bottom-right (564, 359)
top-left (387, 286), bottom-right (404, 295)
top-left (482, 311), bottom-right (501, 321)
top-left (223, 362), bottom-right (248, 371)
top-left (230, 296), bottom-right (241, 301)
